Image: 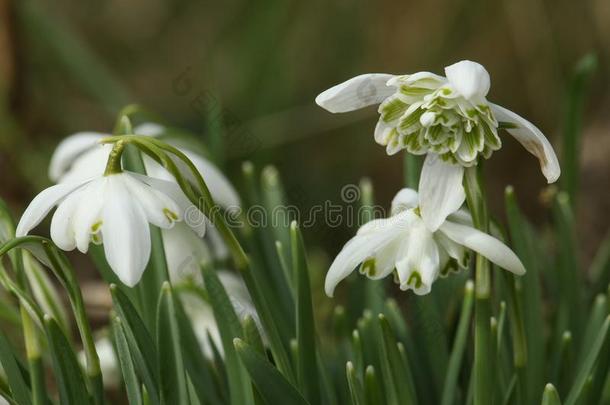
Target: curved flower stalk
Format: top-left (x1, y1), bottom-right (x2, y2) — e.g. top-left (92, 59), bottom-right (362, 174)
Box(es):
top-left (316, 60), bottom-right (560, 231)
top-left (49, 123), bottom-right (240, 209)
top-left (325, 188), bottom-right (525, 296)
top-left (15, 168), bottom-right (205, 287)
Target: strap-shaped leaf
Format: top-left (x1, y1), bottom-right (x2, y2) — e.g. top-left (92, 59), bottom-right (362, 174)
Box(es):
top-left (234, 338), bottom-right (309, 405)
top-left (43, 315), bottom-right (89, 405)
top-left (156, 283), bottom-right (189, 404)
top-left (201, 264), bottom-right (254, 405)
top-left (110, 284), bottom-right (160, 404)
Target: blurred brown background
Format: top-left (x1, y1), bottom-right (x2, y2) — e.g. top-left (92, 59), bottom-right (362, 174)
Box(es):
top-left (0, 0), bottom-right (608, 265)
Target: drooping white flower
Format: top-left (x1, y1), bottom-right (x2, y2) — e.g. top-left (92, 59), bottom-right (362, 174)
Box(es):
top-left (49, 123), bottom-right (240, 209)
top-left (316, 60), bottom-right (560, 231)
top-left (325, 188), bottom-right (525, 296)
top-left (15, 171), bottom-right (204, 287)
top-left (47, 123), bottom-right (239, 261)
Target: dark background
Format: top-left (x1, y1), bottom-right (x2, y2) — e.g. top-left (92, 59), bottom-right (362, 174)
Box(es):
top-left (0, 0), bottom-right (608, 273)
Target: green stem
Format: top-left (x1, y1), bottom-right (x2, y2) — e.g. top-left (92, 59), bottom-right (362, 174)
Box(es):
top-left (464, 166), bottom-right (493, 405)
top-left (103, 140), bottom-right (125, 176)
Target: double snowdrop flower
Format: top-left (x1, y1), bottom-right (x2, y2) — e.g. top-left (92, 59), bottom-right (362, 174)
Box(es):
top-left (325, 188), bottom-right (525, 296)
top-left (316, 60), bottom-right (560, 231)
top-left (16, 123), bottom-right (240, 287)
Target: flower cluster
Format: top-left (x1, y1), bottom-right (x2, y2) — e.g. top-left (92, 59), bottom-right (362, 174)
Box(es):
top-left (17, 123), bottom-right (239, 287)
top-left (317, 60), bottom-right (560, 296)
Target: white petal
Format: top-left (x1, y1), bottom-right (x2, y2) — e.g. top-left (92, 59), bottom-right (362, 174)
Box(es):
top-left (122, 174), bottom-right (181, 229)
top-left (357, 210), bottom-right (415, 236)
top-left (205, 221), bottom-right (229, 259)
top-left (315, 74), bottom-right (396, 113)
top-left (396, 220), bottom-right (439, 295)
top-left (418, 153), bottom-right (466, 231)
top-left (490, 103), bottom-right (560, 183)
top-left (162, 224), bottom-right (210, 283)
top-left (325, 224), bottom-right (404, 297)
top-left (72, 180), bottom-right (106, 253)
top-left (49, 132), bottom-right (105, 182)
top-left (16, 181), bottom-right (88, 237)
top-left (50, 191), bottom-right (81, 250)
top-left (444, 60), bottom-right (490, 100)
top-left (439, 220), bottom-right (526, 275)
top-left (57, 144), bottom-right (112, 184)
top-left (185, 151), bottom-right (240, 208)
top-left (143, 148), bottom-right (240, 209)
top-left (101, 176), bottom-right (151, 287)
top-left (134, 123), bottom-right (165, 137)
top-left (128, 172), bottom-right (207, 237)
top-left (374, 119), bottom-right (394, 145)
top-left (390, 188), bottom-right (419, 215)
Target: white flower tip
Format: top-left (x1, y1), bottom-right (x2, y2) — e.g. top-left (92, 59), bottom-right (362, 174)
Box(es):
top-left (324, 279), bottom-right (336, 298)
top-left (444, 60), bottom-right (490, 100)
top-left (316, 74), bottom-right (396, 113)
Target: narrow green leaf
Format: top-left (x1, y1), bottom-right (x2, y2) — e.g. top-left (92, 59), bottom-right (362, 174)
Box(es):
top-left (43, 315), bottom-right (90, 405)
top-left (565, 316), bottom-right (610, 405)
top-left (506, 186), bottom-right (544, 402)
top-left (345, 362), bottom-right (365, 405)
top-left (590, 231), bottom-right (610, 296)
top-left (156, 282), bottom-right (189, 404)
top-left (175, 296), bottom-right (224, 405)
top-left (553, 192), bottom-right (584, 343)
top-left (0, 330), bottom-right (32, 405)
top-left (561, 53), bottom-right (597, 206)
top-left (441, 280), bottom-right (474, 405)
top-left (243, 314), bottom-right (265, 355)
top-left (110, 285), bottom-right (160, 404)
top-left (201, 264), bottom-right (254, 405)
top-left (234, 338), bottom-right (309, 405)
top-left (364, 366), bottom-right (383, 405)
top-left (291, 222), bottom-right (321, 404)
top-left (542, 384), bottom-right (562, 405)
top-left (112, 316), bottom-right (142, 405)
top-left (378, 314), bottom-right (418, 405)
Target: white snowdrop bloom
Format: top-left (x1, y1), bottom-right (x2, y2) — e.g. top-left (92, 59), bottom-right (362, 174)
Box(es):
top-left (15, 171), bottom-right (204, 287)
top-left (325, 188), bottom-right (525, 297)
top-left (47, 123), bottom-right (240, 260)
top-left (49, 123), bottom-right (240, 208)
top-left (316, 60), bottom-right (560, 231)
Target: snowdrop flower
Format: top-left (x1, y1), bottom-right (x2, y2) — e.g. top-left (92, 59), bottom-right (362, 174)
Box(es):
top-left (325, 188), bottom-right (525, 296)
top-left (316, 60), bottom-right (560, 230)
top-left (15, 170), bottom-right (203, 287)
top-left (47, 123), bottom-right (239, 262)
top-left (49, 123), bottom-right (240, 209)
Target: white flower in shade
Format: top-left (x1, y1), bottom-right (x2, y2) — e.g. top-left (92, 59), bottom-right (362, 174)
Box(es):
top-left (325, 188), bottom-right (525, 296)
top-left (15, 171), bottom-right (205, 287)
top-left (47, 122), bottom-right (240, 262)
top-left (78, 337), bottom-right (120, 388)
top-left (182, 271), bottom-right (259, 358)
top-left (49, 123), bottom-right (240, 209)
top-left (316, 60), bottom-right (560, 231)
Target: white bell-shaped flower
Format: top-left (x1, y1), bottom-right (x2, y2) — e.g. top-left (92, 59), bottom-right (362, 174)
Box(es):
top-left (325, 188), bottom-right (525, 296)
top-left (316, 60), bottom-right (560, 232)
top-left (16, 171), bottom-right (203, 287)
